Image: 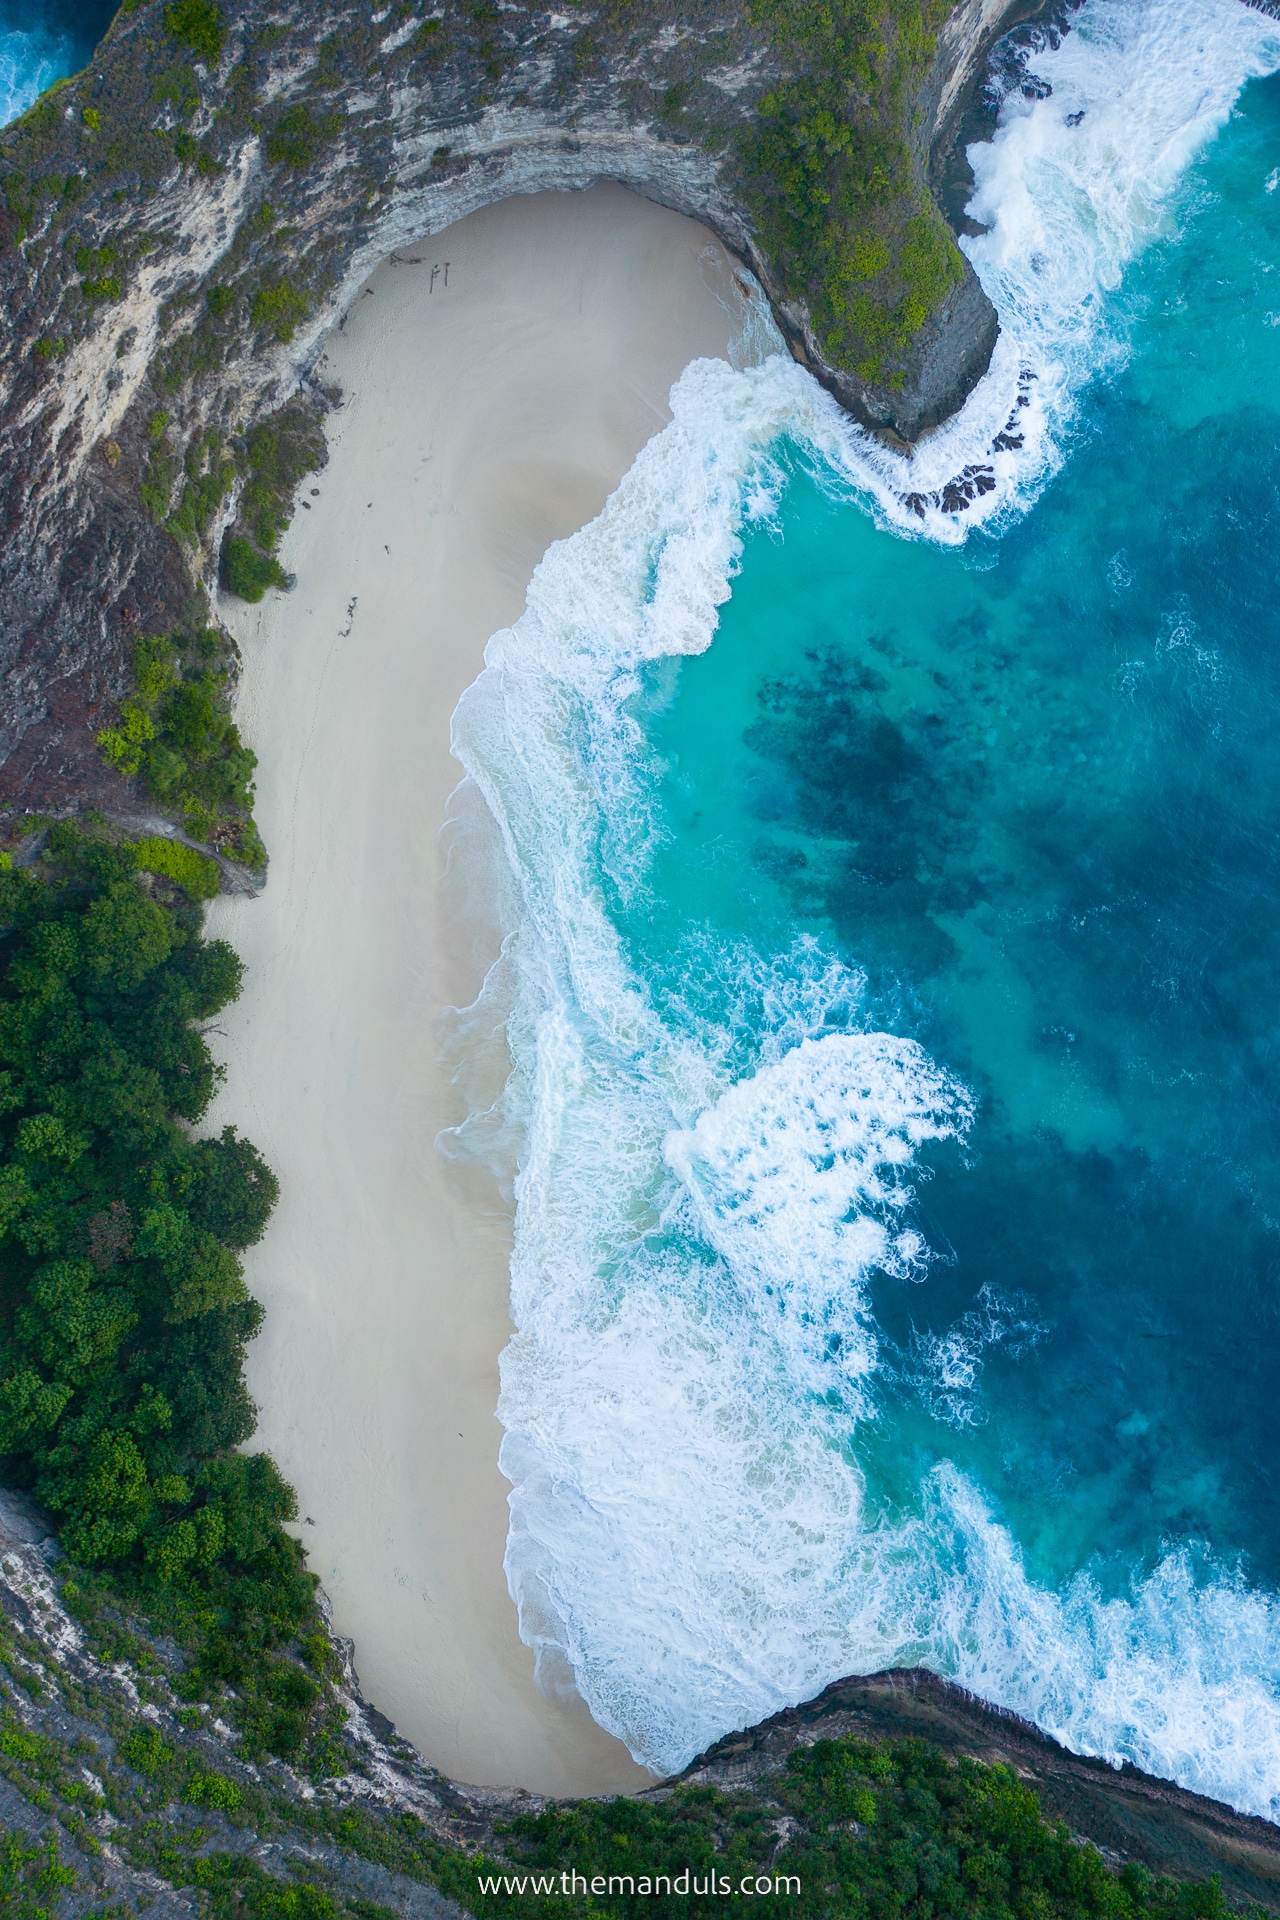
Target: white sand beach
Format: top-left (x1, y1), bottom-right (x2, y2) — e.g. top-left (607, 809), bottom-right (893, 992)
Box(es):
top-left (202, 184), bottom-right (742, 1794)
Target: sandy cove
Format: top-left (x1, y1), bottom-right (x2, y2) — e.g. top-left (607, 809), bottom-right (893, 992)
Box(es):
top-left (202, 184), bottom-right (743, 1795)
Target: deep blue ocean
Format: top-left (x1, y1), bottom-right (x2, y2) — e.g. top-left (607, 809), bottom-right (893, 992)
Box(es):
top-left (447, 0), bottom-right (1280, 1818)
top-left (0, 0), bottom-right (116, 127)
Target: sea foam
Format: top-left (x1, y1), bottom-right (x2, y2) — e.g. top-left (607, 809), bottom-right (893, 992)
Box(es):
top-left (0, 22), bottom-right (69, 129)
top-left (447, 0), bottom-right (1280, 1815)
top-left (797, 0), bottom-right (1280, 536)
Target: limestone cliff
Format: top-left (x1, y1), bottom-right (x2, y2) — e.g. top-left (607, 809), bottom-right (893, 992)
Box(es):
top-left (0, 0), bottom-right (1032, 826)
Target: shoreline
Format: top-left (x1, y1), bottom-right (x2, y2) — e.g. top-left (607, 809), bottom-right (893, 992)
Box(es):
top-left (202, 184), bottom-right (743, 1795)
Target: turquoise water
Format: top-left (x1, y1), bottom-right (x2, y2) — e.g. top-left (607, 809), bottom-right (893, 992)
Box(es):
top-left (640, 69), bottom-right (1280, 1604)
top-left (0, 0), bottom-right (117, 128)
top-left (451, 0), bottom-right (1280, 1813)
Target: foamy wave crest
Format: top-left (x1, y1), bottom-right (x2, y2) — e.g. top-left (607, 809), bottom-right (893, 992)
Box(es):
top-left (812, 0), bottom-right (1280, 536)
top-left (924, 1469), bottom-right (1280, 1821)
top-left (665, 1034), bottom-right (972, 1405)
top-left (952, 0), bottom-right (1280, 515)
top-left (450, 332), bottom-right (1280, 1806)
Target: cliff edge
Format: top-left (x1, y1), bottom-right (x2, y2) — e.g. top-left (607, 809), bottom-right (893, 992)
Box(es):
top-left (0, 0), bottom-right (1028, 826)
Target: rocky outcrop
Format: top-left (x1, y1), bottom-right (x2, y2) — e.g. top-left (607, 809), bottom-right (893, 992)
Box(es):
top-left (0, 0), bottom-right (1035, 823)
top-left (684, 1672), bottom-right (1280, 1916)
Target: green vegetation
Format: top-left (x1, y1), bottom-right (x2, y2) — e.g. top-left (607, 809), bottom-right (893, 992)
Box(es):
top-left (739, 0), bottom-right (964, 385)
top-left (163, 429), bottom-right (236, 546)
top-left (250, 279), bottom-right (310, 343)
top-left (130, 835), bottom-right (221, 901)
top-left (220, 537), bottom-right (288, 602)
top-left (279, 1737), bottom-right (1258, 1920)
top-left (140, 449), bottom-right (176, 522)
top-left (219, 403), bottom-right (324, 603)
top-left (96, 632), bottom-right (264, 864)
top-left (265, 106), bottom-right (341, 170)
top-left (74, 241), bottom-right (115, 275)
top-left (80, 272), bottom-right (122, 301)
top-left (238, 411), bottom-right (324, 552)
top-left (120, 1725), bottom-right (174, 1775)
top-left (165, 0), bottom-right (225, 67)
top-left (74, 240), bottom-right (124, 304)
top-left (0, 827), bottom-right (331, 1760)
top-left (184, 1768), bottom-right (243, 1809)
top-left (451, 1740), bottom-right (1249, 1920)
top-left (0, 1830), bottom-right (76, 1920)
top-left (160, 1854), bottom-right (356, 1920)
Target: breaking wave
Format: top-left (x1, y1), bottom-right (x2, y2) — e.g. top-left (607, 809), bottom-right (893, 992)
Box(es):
top-left (751, 0), bottom-right (1280, 538)
top-left (444, 0), bottom-right (1280, 1816)
top-left (0, 2), bottom-right (115, 130)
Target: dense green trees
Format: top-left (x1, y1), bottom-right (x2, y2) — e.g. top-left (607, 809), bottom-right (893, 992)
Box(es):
top-left (221, 534), bottom-right (290, 601)
top-left (465, 1739), bottom-right (1244, 1920)
top-left (131, 834), bottom-right (222, 901)
top-left (0, 827), bottom-right (319, 1755)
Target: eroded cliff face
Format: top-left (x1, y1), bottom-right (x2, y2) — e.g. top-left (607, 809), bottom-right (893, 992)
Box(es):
top-left (0, 0), bottom-right (1026, 825)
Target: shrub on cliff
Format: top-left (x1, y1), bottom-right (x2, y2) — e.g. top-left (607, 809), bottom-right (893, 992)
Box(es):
top-left (738, 0), bottom-right (964, 385)
top-left (131, 834), bottom-right (221, 901)
top-left (462, 1736), bottom-right (1240, 1920)
top-left (265, 106), bottom-right (342, 170)
top-left (221, 535), bottom-right (289, 601)
top-left (240, 411), bottom-right (325, 553)
top-left (216, 405), bottom-right (324, 622)
top-left (164, 0), bottom-right (225, 66)
top-left (0, 1831), bottom-right (76, 1920)
top-left (250, 281), bottom-right (310, 344)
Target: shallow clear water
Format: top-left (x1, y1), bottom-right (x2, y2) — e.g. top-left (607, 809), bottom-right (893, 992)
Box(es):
top-left (450, 0), bottom-right (1280, 1814)
top-left (0, 0), bottom-right (116, 128)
